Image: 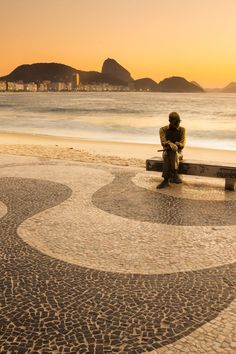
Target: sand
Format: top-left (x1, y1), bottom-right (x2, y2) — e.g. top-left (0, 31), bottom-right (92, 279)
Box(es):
top-left (0, 131), bottom-right (235, 165)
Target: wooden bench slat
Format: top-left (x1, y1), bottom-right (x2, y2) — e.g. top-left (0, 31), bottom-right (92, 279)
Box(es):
top-left (146, 157), bottom-right (236, 191)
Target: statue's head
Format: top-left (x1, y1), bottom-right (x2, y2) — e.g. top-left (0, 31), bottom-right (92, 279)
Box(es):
top-left (169, 112), bottom-right (181, 128)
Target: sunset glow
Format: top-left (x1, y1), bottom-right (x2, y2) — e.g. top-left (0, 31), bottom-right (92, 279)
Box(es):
top-left (1, 0), bottom-right (236, 87)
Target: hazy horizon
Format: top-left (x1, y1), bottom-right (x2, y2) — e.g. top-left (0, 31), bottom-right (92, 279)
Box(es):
top-left (1, 0), bottom-right (236, 88)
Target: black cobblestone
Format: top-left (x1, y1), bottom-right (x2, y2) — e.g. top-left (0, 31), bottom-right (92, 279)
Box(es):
top-left (0, 174), bottom-right (235, 353)
top-left (92, 171), bottom-right (236, 226)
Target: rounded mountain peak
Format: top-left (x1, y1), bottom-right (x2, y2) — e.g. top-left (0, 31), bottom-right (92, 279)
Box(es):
top-left (157, 76), bottom-right (204, 92)
top-left (102, 58), bottom-right (133, 83)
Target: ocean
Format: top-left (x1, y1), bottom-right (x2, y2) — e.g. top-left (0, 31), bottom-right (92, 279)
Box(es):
top-left (0, 91), bottom-right (236, 150)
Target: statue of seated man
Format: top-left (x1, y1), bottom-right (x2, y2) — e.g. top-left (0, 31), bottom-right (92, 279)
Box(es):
top-left (157, 112), bottom-right (186, 189)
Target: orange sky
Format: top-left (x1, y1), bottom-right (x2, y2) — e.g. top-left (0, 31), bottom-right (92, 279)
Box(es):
top-left (1, 0), bottom-right (236, 88)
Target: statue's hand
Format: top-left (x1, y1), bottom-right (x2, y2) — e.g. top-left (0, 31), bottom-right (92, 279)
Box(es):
top-left (175, 142), bottom-right (183, 149)
top-left (168, 142), bottom-right (178, 152)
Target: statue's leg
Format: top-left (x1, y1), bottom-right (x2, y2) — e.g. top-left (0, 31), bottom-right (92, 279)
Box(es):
top-left (162, 151), bottom-right (170, 179)
top-left (168, 151), bottom-right (178, 173)
top-left (169, 151), bottom-right (183, 183)
top-left (157, 151), bottom-right (171, 188)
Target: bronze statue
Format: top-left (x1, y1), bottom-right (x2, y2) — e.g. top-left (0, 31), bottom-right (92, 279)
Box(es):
top-left (157, 112), bottom-right (186, 189)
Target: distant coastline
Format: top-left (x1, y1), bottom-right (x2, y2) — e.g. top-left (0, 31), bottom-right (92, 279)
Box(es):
top-left (0, 59), bottom-right (235, 93)
top-left (0, 59), bottom-right (204, 93)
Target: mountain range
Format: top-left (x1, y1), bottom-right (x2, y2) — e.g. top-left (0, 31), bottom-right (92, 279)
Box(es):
top-left (2, 58), bottom-right (235, 93)
top-left (0, 58), bottom-right (205, 92)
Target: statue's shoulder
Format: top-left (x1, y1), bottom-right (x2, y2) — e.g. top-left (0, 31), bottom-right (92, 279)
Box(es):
top-left (160, 125), bottom-right (169, 131)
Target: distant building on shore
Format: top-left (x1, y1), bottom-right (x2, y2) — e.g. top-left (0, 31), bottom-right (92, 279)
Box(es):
top-left (37, 81), bottom-right (51, 92)
top-left (24, 82), bottom-right (37, 92)
top-left (72, 73), bottom-right (80, 90)
top-left (0, 76), bottom-right (131, 93)
top-left (0, 81), bottom-right (7, 91)
top-left (48, 82), bottom-right (73, 91)
top-left (48, 82), bottom-right (64, 91)
top-left (79, 83), bottom-right (131, 92)
top-left (7, 81), bottom-right (24, 91)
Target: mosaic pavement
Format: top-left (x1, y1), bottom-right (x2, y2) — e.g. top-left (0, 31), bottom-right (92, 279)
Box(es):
top-left (0, 155), bottom-right (235, 353)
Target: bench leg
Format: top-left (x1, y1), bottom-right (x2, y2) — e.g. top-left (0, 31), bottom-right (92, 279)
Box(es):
top-left (225, 179), bottom-right (236, 191)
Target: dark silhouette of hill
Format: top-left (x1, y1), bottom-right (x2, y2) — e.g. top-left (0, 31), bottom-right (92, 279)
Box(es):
top-left (191, 81), bottom-right (204, 90)
top-left (79, 70), bottom-right (126, 85)
top-left (222, 82), bottom-right (236, 93)
top-left (0, 60), bottom-right (205, 92)
top-left (0, 63), bottom-right (77, 83)
top-left (134, 78), bottom-right (159, 91)
top-left (157, 77), bottom-right (204, 92)
top-left (0, 62), bottom-right (127, 86)
top-left (102, 58), bottom-right (133, 83)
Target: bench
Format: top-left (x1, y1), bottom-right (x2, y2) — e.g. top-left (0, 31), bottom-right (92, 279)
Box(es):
top-left (146, 157), bottom-right (236, 191)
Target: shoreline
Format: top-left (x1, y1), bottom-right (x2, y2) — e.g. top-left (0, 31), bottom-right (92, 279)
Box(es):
top-left (0, 131), bottom-right (235, 165)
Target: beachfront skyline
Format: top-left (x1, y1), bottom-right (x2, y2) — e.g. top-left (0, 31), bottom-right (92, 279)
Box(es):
top-left (2, 0), bottom-right (236, 88)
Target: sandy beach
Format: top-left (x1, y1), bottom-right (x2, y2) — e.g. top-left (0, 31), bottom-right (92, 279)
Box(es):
top-left (0, 131), bottom-right (235, 165)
